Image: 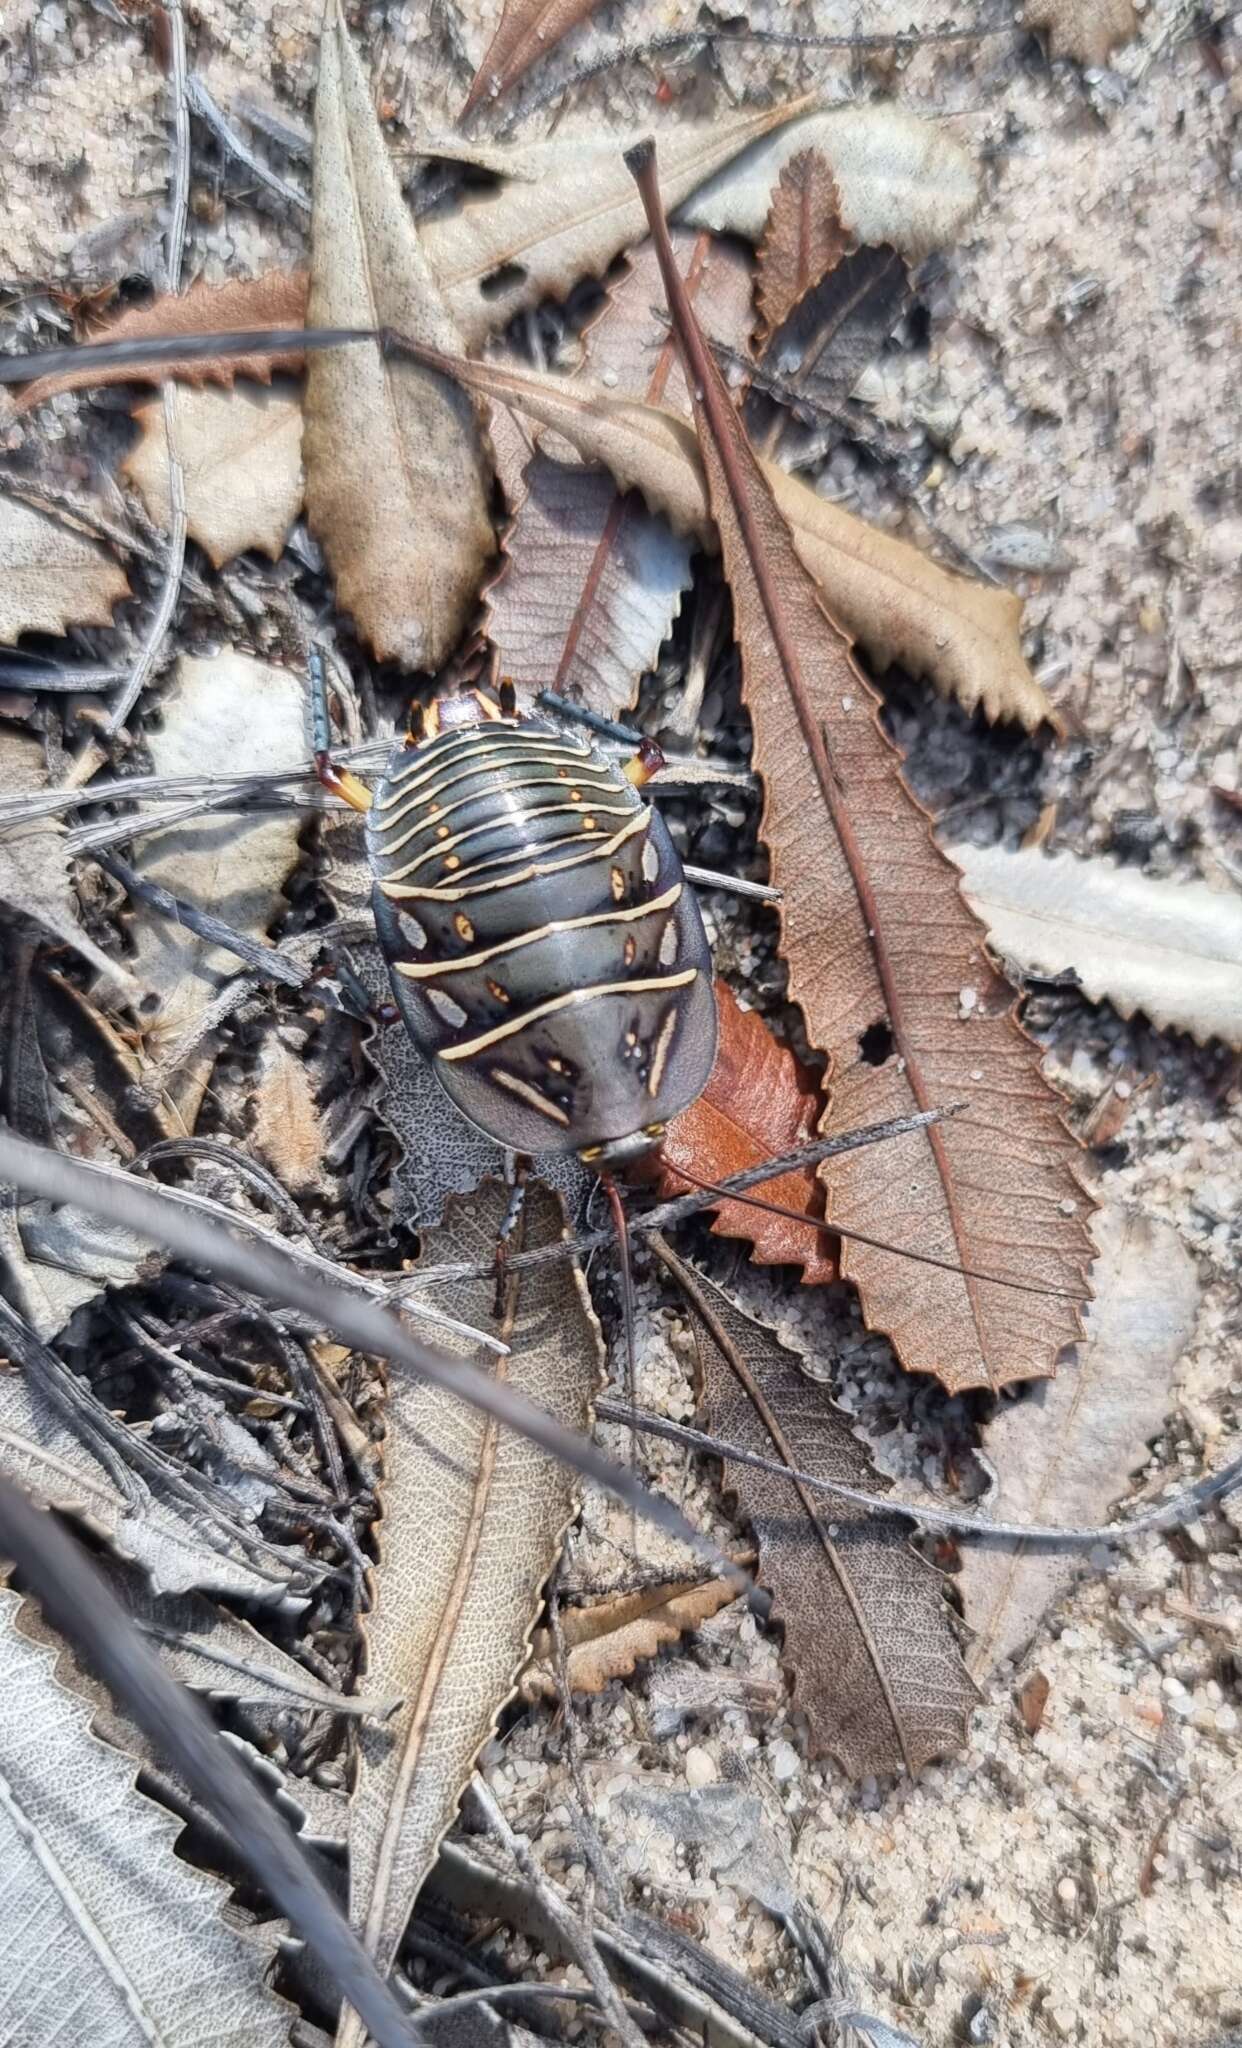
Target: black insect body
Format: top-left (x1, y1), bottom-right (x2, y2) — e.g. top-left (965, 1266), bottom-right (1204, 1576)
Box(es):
top-left (324, 686), bottom-right (719, 1168)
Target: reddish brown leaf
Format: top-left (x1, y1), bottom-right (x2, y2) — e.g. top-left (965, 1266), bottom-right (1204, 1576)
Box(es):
top-left (754, 148), bottom-right (849, 347)
top-left (1016, 1668), bottom-right (1050, 1735)
top-left (15, 273), bottom-right (309, 414)
top-left (486, 229), bottom-right (752, 720)
top-left (630, 142), bottom-right (1094, 1396)
top-left (462, 0), bottom-right (606, 115)
top-left (657, 982), bottom-right (835, 1287)
top-left (656, 1243), bottom-right (975, 1778)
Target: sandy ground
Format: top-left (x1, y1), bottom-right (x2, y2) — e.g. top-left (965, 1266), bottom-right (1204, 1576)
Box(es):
top-left (1, 3), bottom-right (1239, 2044)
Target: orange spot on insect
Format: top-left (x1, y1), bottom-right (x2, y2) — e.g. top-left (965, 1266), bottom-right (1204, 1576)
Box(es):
top-left (581, 815), bottom-right (597, 831)
top-left (444, 855), bottom-right (461, 871)
top-left (623, 935), bottom-right (637, 966)
top-left (610, 866), bottom-right (626, 901)
top-left (453, 912), bottom-right (474, 942)
top-left (570, 788), bottom-right (582, 801)
top-left (436, 825), bottom-right (450, 840)
top-left (486, 978), bottom-right (511, 1004)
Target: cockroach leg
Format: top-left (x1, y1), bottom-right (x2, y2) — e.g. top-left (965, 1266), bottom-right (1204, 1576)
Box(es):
top-left (492, 1154), bottom-right (532, 1318)
top-left (621, 735), bottom-right (666, 788)
top-left (309, 643), bottom-right (373, 811)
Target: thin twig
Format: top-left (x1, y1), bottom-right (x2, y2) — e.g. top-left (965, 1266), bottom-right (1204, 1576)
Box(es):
top-left (0, 1474), bottom-right (421, 2048)
top-left (97, 853), bottom-right (310, 989)
top-left (185, 73), bottom-right (310, 214)
top-left (594, 1401), bottom-right (1242, 1550)
top-left (470, 1774), bottom-right (649, 2048)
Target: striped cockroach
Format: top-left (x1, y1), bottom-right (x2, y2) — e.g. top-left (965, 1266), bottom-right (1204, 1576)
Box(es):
top-left (316, 670), bottom-right (718, 1175)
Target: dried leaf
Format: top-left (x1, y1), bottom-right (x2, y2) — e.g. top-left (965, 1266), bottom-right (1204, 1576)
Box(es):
top-left (0, 1585), bottom-right (291, 2046)
top-left (463, 0), bottom-right (607, 113)
top-left (9, 1203), bottom-right (157, 1340)
top-left (0, 1354), bottom-right (295, 1605)
top-left (0, 726), bottom-right (142, 1003)
top-left (679, 102), bottom-right (978, 253)
top-left (949, 841), bottom-right (1242, 1050)
top-left (661, 1247), bottom-right (975, 1777)
top-left (128, 652), bottom-right (306, 1124)
top-left (252, 1035), bottom-right (324, 1196)
top-left (633, 171), bottom-right (1093, 1394)
top-left (420, 98), bottom-right (814, 346)
top-left (522, 1577), bottom-right (740, 1701)
top-left (755, 148), bottom-right (849, 346)
top-left (658, 982), bottom-right (834, 1286)
top-left (1025, 0), bottom-right (1137, 63)
top-left (14, 270), bottom-right (309, 413)
top-left (339, 1180), bottom-right (600, 2041)
top-left (960, 1207), bottom-right (1199, 1675)
top-left (0, 489), bottom-right (129, 646)
top-left (418, 348), bottom-right (1053, 730)
top-left (1017, 1668), bottom-right (1050, 1734)
top-left (305, 3), bottom-right (492, 669)
top-left (124, 382), bottom-right (304, 568)
top-left (486, 229), bottom-right (750, 720)
top-left (752, 243), bottom-right (912, 422)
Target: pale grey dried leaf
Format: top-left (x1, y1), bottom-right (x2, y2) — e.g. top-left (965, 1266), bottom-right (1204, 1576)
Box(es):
top-left (960, 1206), bottom-right (1200, 1676)
top-left (304, 2), bottom-right (492, 668)
top-left (0, 1583), bottom-right (291, 2047)
top-left (338, 1179), bottom-right (600, 2047)
top-left (679, 102), bottom-right (978, 253)
top-left (0, 726), bottom-right (142, 1002)
top-left (129, 651), bottom-right (305, 1124)
top-left (420, 98), bottom-right (810, 346)
top-left (0, 489), bottom-right (129, 645)
top-left (667, 1250), bottom-right (975, 1777)
top-left (252, 1035), bottom-right (324, 1196)
top-left (14, 1201), bottom-right (157, 1340)
top-left (0, 1359), bottom-right (297, 1606)
top-left (949, 840), bottom-right (1242, 1048)
top-left (124, 383), bottom-right (304, 568)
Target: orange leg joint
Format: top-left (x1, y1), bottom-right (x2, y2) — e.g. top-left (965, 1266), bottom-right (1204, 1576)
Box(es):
top-left (315, 752), bottom-right (374, 813)
top-left (621, 737), bottom-right (666, 789)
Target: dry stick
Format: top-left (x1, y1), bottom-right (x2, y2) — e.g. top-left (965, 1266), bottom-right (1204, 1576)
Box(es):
top-left (185, 73), bottom-right (310, 214)
top-left (0, 1128), bottom-right (740, 1570)
top-left (106, 0), bottom-right (191, 740)
top-left (470, 1775), bottom-right (649, 2048)
top-left (594, 1401), bottom-right (1242, 1551)
top-left (0, 1473), bottom-right (421, 2048)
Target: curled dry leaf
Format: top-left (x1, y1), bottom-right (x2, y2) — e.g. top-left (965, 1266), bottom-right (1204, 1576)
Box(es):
top-left (251, 1035), bottom-right (324, 1196)
top-left (754, 147), bottom-right (850, 346)
top-left (337, 1179), bottom-right (600, 2045)
top-left (304, 3), bottom-right (492, 670)
top-left (960, 1207), bottom-right (1200, 1676)
top-left (0, 490), bottom-right (129, 646)
top-left (657, 981), bottom-right (835, 1287)
top-left (412, 347), bottom-right (1053, 730)
top-left (657, 1244), bottom-right (975, 1777)
top-left (127, 652), bottom-right (305, 1125)
top-left (462, 0), bottom-right (608, 113)
top-left (0, 726), bottom-right (141, 1004)
top-left (1025, 0), bottom-right (1138, 64)
top-left (0, 1586), bottom-right (292, 2048)
top-left (521, 1576), bottom-right (740, 1701)
top-left (13, 270), bottom-right (309, 413)
top-left (486, 228), bottom-right (751, 720)
top-left (635, 161), bottom-right (1092, 1395)
top-left (679, 102), bottom-right (978, 254)
top-left (420, 97), bottom-right (811, 346)
top-left (123, 382), bottom-right (304, 568)
top-left (752, 243), bottom-right (912, 430)
top-left (949, 840), bottom-right (1242, 1050)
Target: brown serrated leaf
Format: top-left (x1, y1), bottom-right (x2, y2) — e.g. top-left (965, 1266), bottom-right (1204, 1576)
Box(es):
top-left (755, 148), bottom-right (849, 346)
top-left (463, 0), bottom-right (607, 114)
top-left (123, 383), bottom-right (304, 568)
top-left (14, 271), bottom-right (309, 414)
top-left (486, 228), bottom-right (750, 720)
top-left (0, 491), bottom-right (129, 647)
top-left (408, 347), bottom-right (1054, 730)
top-left (960, 1207), bottom-right (1200, 1677)
top-left (304, 3), bottom-right (492, 669)
top-left (252, 1037), bottom-right (323, 1196)
top-left (658, 982), bottom-right (835, 1287)
top-left (1025, 0), bottom-right (1137, 64)
top-left (633, 156), bottom-right (1094, 1394)
top-left (521, 1576), bottom-right (740, 1701)
top-left (657, 1244), bottom-right (975, 1777)
top-left (752, 243), bottom-right (912, 424)
top-left (338, 1179), bottom-right (600, 2046)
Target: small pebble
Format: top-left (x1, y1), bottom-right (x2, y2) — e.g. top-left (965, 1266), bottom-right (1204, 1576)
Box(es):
top-left (685, 1745), bottom-right (717, 1789)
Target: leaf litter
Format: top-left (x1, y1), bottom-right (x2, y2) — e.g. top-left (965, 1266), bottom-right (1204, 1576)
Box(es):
top-left (0, 6), bottom-right (1237, 2045)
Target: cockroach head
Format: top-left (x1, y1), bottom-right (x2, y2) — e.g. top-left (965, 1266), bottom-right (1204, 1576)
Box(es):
top-left (580, 1123), bottom-right (666, 1173)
